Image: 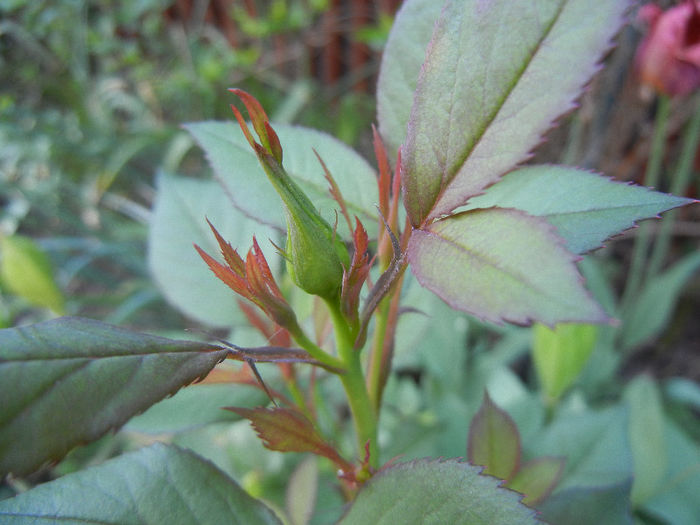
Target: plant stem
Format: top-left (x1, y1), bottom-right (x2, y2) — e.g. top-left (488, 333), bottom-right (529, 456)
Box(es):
top-left (622, 95), bottom-right (671, 308)
top-left (288, 323), bottom-right (346, 372)
top-left (646, 97), bottom-right (700, 278)
top-left (367, 296), bottom-right (390, 411)
top-left (327, 300), bottom-right (378, 468)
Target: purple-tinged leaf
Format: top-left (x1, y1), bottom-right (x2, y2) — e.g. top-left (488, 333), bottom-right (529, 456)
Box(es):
top-left (401, 0), bottom-right (631, 226)
top-left (0, 317), bottom-right (228, 476)
top-left (467, 392), bottom-right (521, 480)
top-left (462, 166), bottom-right (696, 254)
top-left (376, 0), bottom-right (445, 158)
top-left (226, 407), bottom-right (354, 474)
top-left (407, 208), bottom-right (608, 326)
top-left (507, 457), bottom-right (566, 505)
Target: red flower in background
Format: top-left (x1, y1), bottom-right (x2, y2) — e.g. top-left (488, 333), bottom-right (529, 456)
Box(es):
top-left (635, 0), bottom-right (700, 97)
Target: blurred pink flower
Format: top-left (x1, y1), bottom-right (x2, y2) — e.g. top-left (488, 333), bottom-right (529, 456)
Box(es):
top-left (635, 0), bottom-right (700, 97)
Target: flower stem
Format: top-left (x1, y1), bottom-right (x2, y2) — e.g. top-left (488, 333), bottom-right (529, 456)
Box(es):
top-left (327, 300), bottom-right (378, 468)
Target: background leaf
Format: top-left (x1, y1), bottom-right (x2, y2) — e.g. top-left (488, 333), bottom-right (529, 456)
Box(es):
top-left (185, 121), bottom-right (379, 238)
top-left (624, 375), bottom-right (667, 506)
top-left (0, 317), bottom-right (227, 476)
top-left (401, 0), bottom-right (630, 225)
top-left (286, 455), bottom-right (318, 525)
top-left (0, 234), bottom-right (65, 314)
top-left (0, 443), bottom-right (282, 524)
top-left (507, 457), bottom-right (565, 506)
top-left (537, 480), bottom-right (634, 525)
top-left (376, 0), bottom-right (444, 158)
top-left (467, 392), bottom-right (521, 480)
top-left (148, 171), bottom-right (278, 327)
top-left (528, 405), bottom-right (632, 490)
top-left (339, 459), bottom-right (542, 524)
top-left (642, 418), bottom-right (700, 525)
top-left (462, 166), bottom-right (693, 254)
top-left (124, 382), bottom-right (268, 435)
top-left (407, 208), bottom-right (607, 325)
top-left (532, 322), bottom-right (598, 402)
top-left (620, 250), bottom-right (700, 350)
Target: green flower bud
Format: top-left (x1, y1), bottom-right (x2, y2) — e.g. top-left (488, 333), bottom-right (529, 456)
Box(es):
top-left (258, 147), bottom-right (349, 299)
top-left (230, 89), bottom-right (349, 300)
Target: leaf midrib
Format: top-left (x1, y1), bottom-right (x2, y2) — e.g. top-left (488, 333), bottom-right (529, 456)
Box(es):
top-left (425, 0), bottom-right (568, 221)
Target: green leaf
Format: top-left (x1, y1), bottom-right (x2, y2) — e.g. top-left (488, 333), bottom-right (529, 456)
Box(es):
top-left (625, 375), bottom-right (667, 506)
top-left (507, 457), bottom-right (565, 506)
top-left (401, 0), bottom-right (630, 226)
top-left (643, 418), bottom-right (700, 525)
top-left (185, 121), bottom-right (379, 238)
top-left (529, 406), bottom-right (632, 490)
top-left (286, 456), bottom-right (318, 525)
top-left (339, 459), bottom-right (542, 524)
top-left (538, 479), bottom-right (634, 525)
top-left (148, 171), bottom-right (278, 327)
top-left (376, 0), bottom-right (444, 158)
top-left (0, 234), bottom-right (65, 314)
top-left (0, 443), bottom-right (282, 524)
top-left (620, 250), bottom-right (700, 350)
top-left (0, 317), bottom-right (228, 476)
top-left (467, 392), bottom-right (521, 480)
top-left (407, 208), bottom-right (607, 326)
top-left (462, 166), bottom-right (694, 254)
top-left (532, 322), bottom-right (598, 402)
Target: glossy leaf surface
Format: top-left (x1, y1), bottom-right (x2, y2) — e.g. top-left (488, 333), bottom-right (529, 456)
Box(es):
top-left (185, 122), bottom-right (378, 238)
top-left (408, 208), bottom-right (607, 325)
top-left (148, 171), bottom-right (277, 327)
top-left (339, 459), bottom-right (541, 524)
top-left (0, 317), bottom-right (227, 476)
top-left (467, 392), bottom-right (520, 480)
top-left (0, 443), bottom-right (282, 524)
top-left (462, 166), bottom-right (694, 254)
top-left (401, 0), bottom-right (630, 225)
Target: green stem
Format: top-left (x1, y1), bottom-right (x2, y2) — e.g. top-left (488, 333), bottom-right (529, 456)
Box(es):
top-left (367, 297), bottom-right (391, 411)
top-left (288, 323), bottom-right (346, 372)
top-left (327, 300), bottom-right (378, 468)
top-left (622, 95), bottom-right (671, 308)
top-left (646, 97), bottom-right (700, 279)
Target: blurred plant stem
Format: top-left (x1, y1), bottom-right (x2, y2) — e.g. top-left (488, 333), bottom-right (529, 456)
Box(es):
top-left (646, 96), bottom-right (700, 278)
top-left (622, 95), bottom-right (671, 309)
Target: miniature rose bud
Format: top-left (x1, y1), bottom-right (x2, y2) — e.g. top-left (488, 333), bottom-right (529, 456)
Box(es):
top-left (257, 146), bottom-right (349, 300)
top-left (230, 89), bottom-right (349, 301)
top-left (635, 0), bottom-right (700, 97)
